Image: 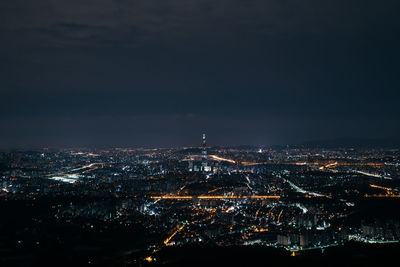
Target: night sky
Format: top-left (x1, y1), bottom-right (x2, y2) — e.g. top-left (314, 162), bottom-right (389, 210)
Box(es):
top-left (1, 1), bottom-right (400, 148)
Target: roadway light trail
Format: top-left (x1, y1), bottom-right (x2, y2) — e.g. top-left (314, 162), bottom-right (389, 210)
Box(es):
top-left (47, 163), bottom-right (105, 177)
top-left (364, 194), bottom-right (400, 198)
top-left (164, 223), bottom-right (187, 246)
top-left (209, 155), bottom-right (236, 164)
top-left (370, 184), bottom-right (393, 192)
top-left (277, 209), bottom-right (283, 223)
top-left (283, 178), bottom-right (327, 197)
top-left (150, 195), bottom-right (280, 200)
top-left (284, 178), bottom-right (307, 194)
top-left (208, 187), bottom-right (223, 193)
top-left (355, 170), bottom-right (392, 180)
top-left (64, 163), bottom-right (105, 173)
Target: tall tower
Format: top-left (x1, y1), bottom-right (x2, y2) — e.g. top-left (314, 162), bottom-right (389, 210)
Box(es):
top-left (201, 133), bottom-right (208, 171)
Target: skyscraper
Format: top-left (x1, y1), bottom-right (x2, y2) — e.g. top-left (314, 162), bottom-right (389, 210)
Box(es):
top-left (201, 133), bottom-right (207, 170)
top-left (188, 133), bottom-right (211, 173)
top-left (201, 133), bottom-right (211, 172)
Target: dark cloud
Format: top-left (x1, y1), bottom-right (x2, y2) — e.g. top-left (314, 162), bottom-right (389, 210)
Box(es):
top-left (2, 0), bottom-right (399, 48)
top-left (1, 1), bottom-right (400, 148)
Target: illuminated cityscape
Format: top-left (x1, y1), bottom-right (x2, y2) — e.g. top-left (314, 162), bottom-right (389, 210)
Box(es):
top-left (1, 134), bottom-right (400, 265)
top-left (1, 0), bottom-right (400, 266)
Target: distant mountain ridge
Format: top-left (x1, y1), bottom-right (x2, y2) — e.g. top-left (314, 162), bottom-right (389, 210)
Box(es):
top-left (301, 137), bottom-right (400, 148)
top-left (178, 137), bottom-right (400, 151)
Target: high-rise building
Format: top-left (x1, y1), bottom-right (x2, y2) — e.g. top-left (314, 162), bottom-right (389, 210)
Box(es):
top-left (201, 133), bottom-right (208, 172)
top-left (189, 133), bottom-right (212, 173)
top-left (202, 133), bottom-right (207, 160)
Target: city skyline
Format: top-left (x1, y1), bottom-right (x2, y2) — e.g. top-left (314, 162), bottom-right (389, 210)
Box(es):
top-left (1, 143), bottom-right (400, 265)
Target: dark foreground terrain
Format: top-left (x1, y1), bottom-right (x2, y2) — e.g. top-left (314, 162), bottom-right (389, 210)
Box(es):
top-left (2, 242), bottom-right (400, 266)
top-left (145, 243), bottom-right (399, 267)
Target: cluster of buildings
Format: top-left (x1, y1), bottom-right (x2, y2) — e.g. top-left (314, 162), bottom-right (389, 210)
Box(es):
top-left (0, 134), bottom-right (400, 264)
